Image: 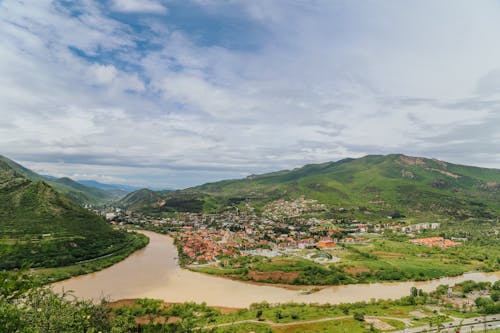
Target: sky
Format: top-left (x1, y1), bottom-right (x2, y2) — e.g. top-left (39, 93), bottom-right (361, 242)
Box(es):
top-left (1, 0), bottom-right (500, 189)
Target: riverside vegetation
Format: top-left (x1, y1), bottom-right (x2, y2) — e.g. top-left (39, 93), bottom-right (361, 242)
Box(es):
top-left (1, 269), bottom-right (499, 332)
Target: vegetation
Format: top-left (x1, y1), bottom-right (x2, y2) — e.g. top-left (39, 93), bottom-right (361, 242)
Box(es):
top-left (0, 159), bottom-right (147, 270)
top-left (190, 229), bottom-right (498, 285)
top-left (34, 233), bottom-right (149, 283)
top-left (119, 154), bottom-right (500, 221)
top-left (1, 272), bottom-right (498, 332)
top-left (0, 155), bottom-right (122, 204)
top-left (118, 188), bottom-right (172, 211)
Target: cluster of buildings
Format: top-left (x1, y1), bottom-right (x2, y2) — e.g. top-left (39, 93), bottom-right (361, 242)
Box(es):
top-left (262, 197), bottom-right (326, 220)
top-left (400, 222), bottom-right (441, 233)
top-left (177, 226), bottom-right (341, 264)
top-left (95, 198), bottom-right (456, 265)
top-left (178, 229), bottom-right (243, 262)
top-left (409, 236), bottom-right (461, 248)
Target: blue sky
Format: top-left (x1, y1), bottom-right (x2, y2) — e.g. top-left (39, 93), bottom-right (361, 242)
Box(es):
top-left (1, 0), bottom-right (500, 188)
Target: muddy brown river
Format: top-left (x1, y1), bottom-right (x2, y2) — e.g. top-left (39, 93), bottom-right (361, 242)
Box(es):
top-left (52, 231), bottom-right (500, 308)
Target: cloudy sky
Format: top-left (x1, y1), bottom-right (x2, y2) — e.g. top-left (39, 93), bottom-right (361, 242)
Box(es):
top-left (1, 0), bottom-right (500, 188)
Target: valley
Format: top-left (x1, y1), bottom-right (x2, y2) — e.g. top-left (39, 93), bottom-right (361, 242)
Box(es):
top-left (1, 154), bottom-right (499, 332)
top-left (104, 155), bottom-right (500, 286)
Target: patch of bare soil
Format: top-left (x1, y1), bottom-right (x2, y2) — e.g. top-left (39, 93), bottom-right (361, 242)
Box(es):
top-left (428, 168), bottom-right (460, 179)
top-left (343, 266), bottom-right (370, 275)
top-left (248, 270), bottom-right (300, 283)
top-left (399, 156), bottom-right (426, 166)
top-left (134, 315), bottom-right (168, 325)
top-left (365, 318), bottom-right (395, 330)
top-left (409, 310), bottom-right (427, 318)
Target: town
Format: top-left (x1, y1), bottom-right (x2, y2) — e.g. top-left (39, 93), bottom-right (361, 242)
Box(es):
top-left (94, 197), bottom-right (460, 267)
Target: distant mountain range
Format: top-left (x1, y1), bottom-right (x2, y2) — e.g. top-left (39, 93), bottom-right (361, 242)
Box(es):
top-left (0, 157), bottom-right (136, 269)
top-left (119, 154), bottom-right (500, 221)
top-left (76, 179), bottom-right (141, 192)
top-left (0, 155), bottom-right (136, 204)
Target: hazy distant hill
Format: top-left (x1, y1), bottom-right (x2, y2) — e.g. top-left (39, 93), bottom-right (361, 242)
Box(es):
top-left (77, 179), bottom-right (140, 192)
top-left (120, 154), bottom-right (500, 221)
top-left (0, 159), bottom-right (138, 269)
top-left (0, 155), bottom-right (124, 204)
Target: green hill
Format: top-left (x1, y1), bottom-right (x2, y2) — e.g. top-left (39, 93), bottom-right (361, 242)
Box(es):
top-left (121, 154), bottom-right (500, 221)
top-left (118, 188), bottom-right (172, 211)
top-left (0, 155), bottom-right (121, 204)
top-left (0, 159), bottom-right (141, 269)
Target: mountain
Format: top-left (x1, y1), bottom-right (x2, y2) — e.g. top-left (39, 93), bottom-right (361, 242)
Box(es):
top-left (0, 155), bottom-right (121, 204)
top-left (118, 188), bottom-right (171, 211)
top-left (77, 179), bottom-right (140, 192)
top-left (0, 159), bottom-right (139, 269)
top-left (120, 154), bottom-right (500, 221)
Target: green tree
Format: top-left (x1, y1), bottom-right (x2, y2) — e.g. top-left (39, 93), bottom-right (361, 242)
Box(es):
top-left (353, 312), bottom-right (365, 321)
top-left (256, 309), bottom-right (263, 320)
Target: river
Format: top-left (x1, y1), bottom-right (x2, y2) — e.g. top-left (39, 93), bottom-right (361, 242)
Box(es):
top-left (52, 230), bottom-right (500, 308)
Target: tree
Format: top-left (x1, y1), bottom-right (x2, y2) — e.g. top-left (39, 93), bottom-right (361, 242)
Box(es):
top-left (353, 312), bottom-right (365, 321)
top-left (256, 309), bottom-right (263, 320)
top-left (20, 288), bottom-right (111, 333)
top-left (490, 290), bottom-right (500, 302)
top-left (275, 309), bottom-right (283, 320)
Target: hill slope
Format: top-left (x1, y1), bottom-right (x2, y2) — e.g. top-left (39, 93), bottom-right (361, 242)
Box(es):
top-left (0, 155), bottom-right (122, 204)
top-left (118, 188), bottom-right (172, 211)
top-left (121, 154), bottom-right (500, 220)
top-left (0, 159), bottom-right (139, 269)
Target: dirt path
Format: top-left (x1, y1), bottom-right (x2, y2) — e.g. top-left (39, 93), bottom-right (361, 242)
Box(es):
top-left (203, 315), bottom-right (409, 329)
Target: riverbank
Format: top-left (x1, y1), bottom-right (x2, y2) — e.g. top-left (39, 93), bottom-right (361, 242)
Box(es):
top-left (52, 230), bottom-right (500, 308)
top-left (104, 280), bottom-right (500, 333)
top-left (36, 231), bottom-right (149, 283)
top-left (188, 263), bottom-right (496, 293)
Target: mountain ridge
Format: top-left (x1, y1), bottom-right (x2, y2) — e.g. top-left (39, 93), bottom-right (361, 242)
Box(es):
top-left (0, 159), bottom-right (140, 269)
top-left (119, 154), bottom-right (500, 221)
top-left (77, 179), bottom-right (140, 192)
top-left (0, 155), bottom-right (125, 204)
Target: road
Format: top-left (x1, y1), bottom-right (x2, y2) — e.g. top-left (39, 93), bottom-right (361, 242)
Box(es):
top-left (202, 314), bottom-right (500, 332)
top-left (392, 314), bottom-right (499, 333)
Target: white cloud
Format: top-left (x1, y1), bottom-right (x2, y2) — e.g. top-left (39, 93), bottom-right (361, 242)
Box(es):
top-left (87, 64), bottom-right (145, 92)
top-left (1, 1), bottom-right (500, 187)
top-left (111, 0), bottom-right (167, 14)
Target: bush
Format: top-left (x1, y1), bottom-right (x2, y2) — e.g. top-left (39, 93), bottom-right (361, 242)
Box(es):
top-left (353, 312), bottom-right (365, 321)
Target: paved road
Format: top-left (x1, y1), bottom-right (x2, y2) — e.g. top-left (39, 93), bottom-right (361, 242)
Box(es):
top-left (392, 314), bottom-right (499, 333)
